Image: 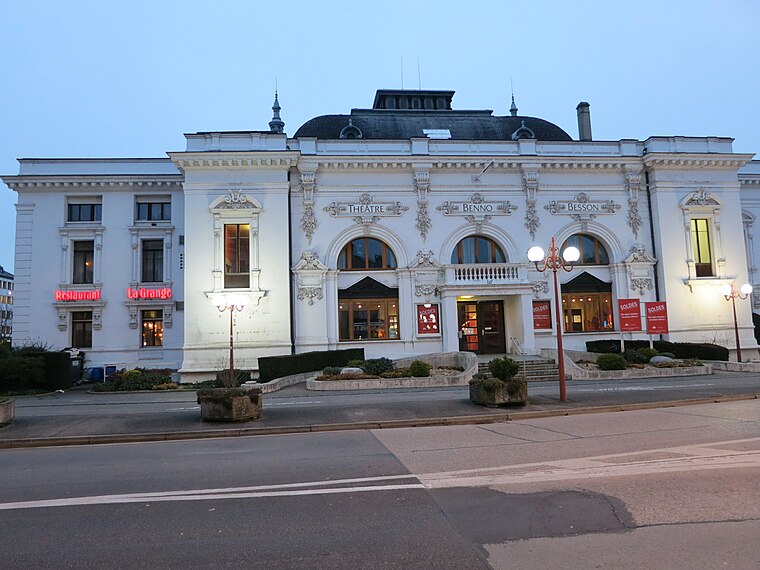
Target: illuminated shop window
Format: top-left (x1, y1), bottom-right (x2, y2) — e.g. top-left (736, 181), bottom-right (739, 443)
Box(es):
top-left (450, 235), bottom-right (505, 264)
top-left (338, 238), bottom-right (397, 270)
top-left (338, 299), bottom-right (399, 341)
top-left (561, 293), bottom-right (614, 332)
top-left (141, 309), bottom-right (164, 347)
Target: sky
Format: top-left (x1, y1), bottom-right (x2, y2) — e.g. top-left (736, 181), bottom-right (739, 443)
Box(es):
top-left (1, 0), bottom-right (759, 272)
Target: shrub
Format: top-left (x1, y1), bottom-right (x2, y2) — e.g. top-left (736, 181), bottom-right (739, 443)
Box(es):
top-left (623, 349), bottom-right (648, 364)
top-left (488, 357), bottom-right (519, 381)
top-left (409, 360), bottom-right (432, 377)
top-left (346, 359), bottom-right (365, 368)
top-left (258, 348), bottom-right (365, 382)
top-left (683, 358), bottom-right (703, 366)
top-left (470, 372), bottom-right (489, 381)
top-left (215, 369), bottom-right (251, 388)
top-left (636, 347), bottom-right (659, 362)
top-left (95, 367), bottom-right (176, 392)
top-left (152, 382), bottom-right (179, 390)
top-left (597, 353), bottom-right (628, 370)
top-left (380, 369), bottom-right (409, 378)
top-left (587, 340), bottom-right (728, 361)
top-left (361, 357), bottom-right (394, 376)
top-left (0, 355), bottom-right (45, 392)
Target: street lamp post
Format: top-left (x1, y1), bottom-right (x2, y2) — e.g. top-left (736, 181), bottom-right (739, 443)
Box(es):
top-left (213, 295), bottom-right (246, 385)
top-left (528, 237), bottom-right (580, 402)
top-left (721, 282), bottom-right (752, 363)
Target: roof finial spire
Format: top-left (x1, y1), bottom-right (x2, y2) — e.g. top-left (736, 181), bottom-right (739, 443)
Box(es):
top-left (510, 80), bottom-right (518, 117)
top-left (269, 89), bottom-right (285, 134)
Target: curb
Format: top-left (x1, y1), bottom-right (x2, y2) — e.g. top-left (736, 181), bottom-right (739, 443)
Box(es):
top-left (0, 393), bottom-right (757, 449)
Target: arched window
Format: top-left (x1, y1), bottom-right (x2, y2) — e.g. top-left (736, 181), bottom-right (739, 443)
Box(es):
top-left (450, 236), bottom-right (506, 264)
top-left (338, 238), bottom-right (397, 270)
top-left (562, 234), bottom-right (609, 265)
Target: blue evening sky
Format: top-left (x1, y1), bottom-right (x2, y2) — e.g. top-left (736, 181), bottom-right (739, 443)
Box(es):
top-left (1, 0), bottom-right (759, 272)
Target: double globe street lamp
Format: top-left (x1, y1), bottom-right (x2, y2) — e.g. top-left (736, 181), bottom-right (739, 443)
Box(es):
top-left (528, 237), bottom-right (580, 402)
top-left (213, 295), bottom-right (247, 385)
top-left (721, 282), bottom-right (753, 363)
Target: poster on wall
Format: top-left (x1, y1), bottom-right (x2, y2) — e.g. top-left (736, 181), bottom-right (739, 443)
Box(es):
top-left (645, 301), bottom-right (669, 334)
top-left (532, 300), bottom-right (552, 330)
top-left (416, 304), bottom-right (440, 335)
top-left (617, 298), bottom-right (642, 331)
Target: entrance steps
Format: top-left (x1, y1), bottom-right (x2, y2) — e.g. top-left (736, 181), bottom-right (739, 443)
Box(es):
top-left (477, 357), bottom-right (560, 383)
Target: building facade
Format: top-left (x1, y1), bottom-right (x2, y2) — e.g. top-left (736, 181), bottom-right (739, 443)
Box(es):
top-left (3, 89), bottom-right (759, 379)
top-left (0, 265), bottom-right (12, 343)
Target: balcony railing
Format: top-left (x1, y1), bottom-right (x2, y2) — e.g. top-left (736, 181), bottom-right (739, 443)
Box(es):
top-left (445, 263), bottom-right (523, 285)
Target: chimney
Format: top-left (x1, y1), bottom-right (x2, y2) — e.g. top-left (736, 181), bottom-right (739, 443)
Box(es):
top-left (576, 102), bottom-right (592, 141)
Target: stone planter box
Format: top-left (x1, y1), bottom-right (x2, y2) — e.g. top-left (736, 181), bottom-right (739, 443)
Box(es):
top-left (469, 381), bottom-right (528, 407)
top-left (197, 388), bottom-right (262, 422)
top-left (0, 398), bottom-right (15, 426)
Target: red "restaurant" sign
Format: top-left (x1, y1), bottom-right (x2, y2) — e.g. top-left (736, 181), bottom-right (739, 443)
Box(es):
top-left (55, 289), bottom-right (101, 301)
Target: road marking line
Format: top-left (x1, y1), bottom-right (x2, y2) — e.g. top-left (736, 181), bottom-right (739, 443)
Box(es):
top-left (0, 484), bottom-right (425, 511)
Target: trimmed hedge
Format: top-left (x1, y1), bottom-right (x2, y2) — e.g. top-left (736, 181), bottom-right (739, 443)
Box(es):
top-left (0, 350), bottom-right (72, 393)
top-left (586, 339), bottom-right (729, 361)
top-left (258, 348), bottom-right (365, 382)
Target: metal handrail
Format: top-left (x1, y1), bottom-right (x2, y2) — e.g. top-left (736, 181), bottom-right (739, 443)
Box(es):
top-left (509, 337), bottom-right (528, 381)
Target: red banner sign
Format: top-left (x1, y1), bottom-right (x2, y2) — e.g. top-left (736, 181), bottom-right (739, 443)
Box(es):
top-left (533, 300), bottom-right (552, 330)
top-left (417, 304), bottom-right (440, 335)
top-left (55, 289), bottom-right (101, 301)
top-left (126, 287), bottom-right (172, 300)
top-left (618, 298), bottom-right (642, 331)
top-left (645, 301), bottom-right (669, 334)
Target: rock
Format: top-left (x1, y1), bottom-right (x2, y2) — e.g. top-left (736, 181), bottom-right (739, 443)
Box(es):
top-left (340, 367), bottom-right (364, 374)
top-left (650, 355), bottom-right (673, 364)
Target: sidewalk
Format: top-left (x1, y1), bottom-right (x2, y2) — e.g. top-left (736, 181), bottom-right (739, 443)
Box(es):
top-left (1, 378), bottom-right (758, 448)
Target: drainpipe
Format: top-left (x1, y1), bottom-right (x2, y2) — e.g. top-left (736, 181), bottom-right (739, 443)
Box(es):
top-left (644, 170), bottom-right (661, 302)
top-left (288, 169), bottom-right (296, 355)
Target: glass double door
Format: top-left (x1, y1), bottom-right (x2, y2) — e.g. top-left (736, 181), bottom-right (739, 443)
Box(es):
top-left (457, 301), bottom-right (506, 354)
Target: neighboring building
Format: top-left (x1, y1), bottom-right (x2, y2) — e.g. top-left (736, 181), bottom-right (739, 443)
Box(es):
top-left (3, 89), bottom-right (759, 378)
top-left (0, 265), bottom-right (12, 343)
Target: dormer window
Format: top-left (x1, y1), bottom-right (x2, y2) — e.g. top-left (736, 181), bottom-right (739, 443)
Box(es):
top-left (511, 121), bottom-right (535, 140)
top-left (339, 119), bottom-right (362, 139)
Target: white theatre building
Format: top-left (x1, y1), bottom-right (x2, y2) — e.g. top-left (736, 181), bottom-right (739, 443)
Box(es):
top-left (3, 89), bottom-right (760, 380)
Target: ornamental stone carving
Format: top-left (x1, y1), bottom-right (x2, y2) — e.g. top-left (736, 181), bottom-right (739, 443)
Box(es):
top-left (414, 171), bottom-right (432, 241)
top-left (624, 244), bottom-right (657, 297)
top-left (629, 277), bottom-right (653, 295)
top-left (217, 189), bottom-right (252, 210)
top-left (292, 250), bottom-right (328, 306)
top-left (625, 172), bottom-right (642, 239)
top-left (530, 280), bottom-right (549, 299)
top-left (522, 170), bottom-right (540, 239)
top-left (299, 171), bottom-right (318, 244)
top-left (410, 250), bottom-right (443, 268)
top-left (415, 283), bottom-right (439, 297)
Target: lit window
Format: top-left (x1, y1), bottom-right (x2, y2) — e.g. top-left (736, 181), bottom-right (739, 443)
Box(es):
top-left (338, 238), bottom-right (397, 270)
top-left (450, 236), bottom-right (505, 264)
top-left (224, 224), bottom-right (250, 288)
top-left (338, 299), bottom-right (399, 341)
top-left (73, 241), bottom-right (94, 284)
top-left (690, 218), bottom-right (713, 277)
top-left (141, 310), bottom-right (164, 347)
top-left (561, 293), bottom-right (614, 332)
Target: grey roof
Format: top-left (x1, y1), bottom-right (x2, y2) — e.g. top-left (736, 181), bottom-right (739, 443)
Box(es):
top-left (294, 109), bottom-right (573, 141)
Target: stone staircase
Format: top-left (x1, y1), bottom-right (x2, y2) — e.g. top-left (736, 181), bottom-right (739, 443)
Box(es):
top-left (477, 358), bottom-right (560, 383)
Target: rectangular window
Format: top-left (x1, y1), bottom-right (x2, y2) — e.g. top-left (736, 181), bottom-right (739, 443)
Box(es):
top-left (224, 224), bottom-right (250, 288)
top-left (73, 241), bottom-right (94, 284)
top-left (561, 293), bottom-right (614, 333)
top-left (141, 309), bottom-right (164, 347)
top-left (690, 218), bottom-right (713, 277)
top-left (68, 203), bottom-right (102, 222)
top-left (72, 311), bottom-right (93, 348)
top-left (338, 299), bottom-right (399, 341)
top-left (136, 202), bottom-right (171, 221)
top-left (141, 239), bottom-right (164, 283)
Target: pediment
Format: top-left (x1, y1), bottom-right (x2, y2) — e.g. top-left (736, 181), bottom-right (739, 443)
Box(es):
top-left (338, 276), bottom-right (398, 299)
top-left (562, 271), bottom-right (612, 293)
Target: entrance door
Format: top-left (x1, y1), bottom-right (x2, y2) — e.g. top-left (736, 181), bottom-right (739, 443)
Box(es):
top-left (458, 301), bottom-right (506, 354)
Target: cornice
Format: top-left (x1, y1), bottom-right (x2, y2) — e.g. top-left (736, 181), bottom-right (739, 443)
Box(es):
top-left (169, 151), bottom-right (299, 171)
top-left (643, 153), bottom-right (754, 170)
top-left (740, 178), bottom-right (760, 186)
top-left (3, 175), bottom-right (183, 191)
top-left (306, 157), bottom-right (640, 172)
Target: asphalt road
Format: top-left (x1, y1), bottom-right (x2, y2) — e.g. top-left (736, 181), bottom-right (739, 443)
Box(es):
top-left (1, 399), bottom-right (759, 569)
